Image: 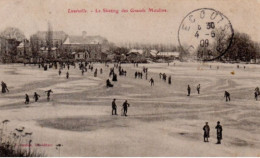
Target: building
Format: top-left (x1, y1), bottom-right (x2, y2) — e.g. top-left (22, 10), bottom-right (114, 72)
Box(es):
top-left (72, 52), bottom-right (87, 61)
top-left (126, 49), bottom-right (145, 62)
top-left (16, 40), bottom-right (31, 62)
top-left (61, 31), bottom-right (108, 61)
top-left (30, 31), bottom-right (67, 59)
top-left (149, 50), bottom-right (159, 57)
top-left (156, 51), bottom-right (180, 59)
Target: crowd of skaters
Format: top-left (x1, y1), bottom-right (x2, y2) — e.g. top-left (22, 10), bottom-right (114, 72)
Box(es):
top-left (1, 61), bottom-right (260, 146)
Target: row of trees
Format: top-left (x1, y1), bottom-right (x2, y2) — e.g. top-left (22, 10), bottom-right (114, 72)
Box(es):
top-left (195, 29), bottom-right (260, 62)
top-left (1, 27), bottom-right (260, 63)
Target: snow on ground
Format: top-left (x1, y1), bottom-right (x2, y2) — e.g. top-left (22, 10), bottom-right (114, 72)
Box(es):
top-left (0, 62), bottom-right (260, 156)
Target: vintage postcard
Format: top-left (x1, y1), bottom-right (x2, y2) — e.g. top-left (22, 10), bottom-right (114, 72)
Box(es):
top-left (0, 0), bottom-right (260, 157)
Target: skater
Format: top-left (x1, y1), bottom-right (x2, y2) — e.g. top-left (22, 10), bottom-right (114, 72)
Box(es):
top-left (100, 68), bottom-right (103, 74)
top-left (203, 122), bottom-right (210, 142)
top-left (255, 91), bottom-right (258, 101)
top-left (112, 73), bottom-right (117, 81)
top-left (45, 89), bottom-right (53, 101)
top-left (25, 94), bottom-right (30, 104)
top-left (33, 92), bottom-right (40, 102)
top-left (255, 87), bottom-right (260, 95)
top-left (81, 69), bottom-right (85, 75)
top-left (122, 100), bottom-right (130, 116)
top-left (224, 91), bottom-right (230, 102)
top-left (106, 79), bottom-right (113, 88)
top-left (145, 72), bottom-right (148, 80)
top-left (149, 78), bottom-right (154, 86)
top-left (215, 121), bottom-right (222, 144)
top-left (135, 72), bottom-right (138, 79)
top-left (58, 69), bottom-right (61, 76)
top-left (187, 85), bottom-right (191, 96)
top-left (168, 76), bottom-right (171, 85)
top-left (1, 81), bottom-right (9, 93)
top-left (66, 72), bottom-right (69, 79)
top-left (197, 84), bottom-right (200, 94)
top-left (112, 99), bottom-right (117, 115)
top-left (94, 69), bottom-right (97, 77)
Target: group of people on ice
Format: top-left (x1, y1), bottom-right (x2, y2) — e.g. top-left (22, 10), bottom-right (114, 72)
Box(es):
top-left (159, 73), bottom-right (171, 85)
top-left (203, 121), bottom-right (223, 144)
top-left (111, 99), bottom-right (130, 116)
top-left (24, 90), bottom-right (53, 104)
top-left (186, 84), bottom-right (200, 96)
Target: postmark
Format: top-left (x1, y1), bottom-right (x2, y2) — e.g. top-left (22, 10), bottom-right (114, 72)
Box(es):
top-left (178, 8), bottom-right (234, 61)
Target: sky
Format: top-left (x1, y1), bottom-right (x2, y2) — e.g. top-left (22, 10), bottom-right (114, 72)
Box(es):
top-left (0, 0), bottom-right (259, 45)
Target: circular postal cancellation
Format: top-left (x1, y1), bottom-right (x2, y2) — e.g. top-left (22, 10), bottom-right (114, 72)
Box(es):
top-left (178, 8), bottom-right (234, 61)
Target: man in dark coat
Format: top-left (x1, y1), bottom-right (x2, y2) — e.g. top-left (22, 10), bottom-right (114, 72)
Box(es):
top-left (112, 73), bottom-right (117, 81)
top-left (112, 99), bottom-right (117, 115)
top-left (197, 84), bottom-right (200, 94)
top-left (122, 100), bottom-right (130, 116)
top-left (66, 72), bottom-right (69, 79)
top-left (215, 121), bottom-right (223, 144)
top-left (168, 76), bottom-right (171, 85)
top-left (33, 92), bottom-right (40, 102)
top-left (224, 91), bottom-right (230, 102)
top-left (203, 122), bottom-right (210, 142)
top-left (25, 94), bottom-right (30, 104)
top-left (106, 79), bottom-right (113, 88)
top-left (82, 69), bottom-right (84, 75)
top-left (149, 78), bottom-right (154, 86)
top-left (45, 89), bottom-right (53, 101)
top-left (1, 81), bottom-right (9, 93)
top-left (187, 85), bottom-right (191, 96)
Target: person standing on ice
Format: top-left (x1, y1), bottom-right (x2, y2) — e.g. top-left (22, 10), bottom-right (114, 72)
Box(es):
top-left (215, 121), bottom-right (222, 144)
top-left (81, 69), bottom-right (84, 76)
top-left (197, 84), bottom-right (200, 94)
top-left (25, 94), bottom-right (30, 104)
top-left (66, 72), bottom-right (69, 79)
top-left (254, 91), bottom-right (258, 101)
top-left (112, 99), bottom-right (117, 115)
top-left (187, 85), bottom-right (191, 96)
top-left (168, 76), bottom-right (171, 85)
top-left (58, 69), bottom-right (61, 76)
top-left (224, 91), bottom-right (230, 102)
top-left (1, 81), bottom-right (9, 93)
top-left (203, 122), bottom-right (210, 142)
top-left (255, 87), bottom-right (260, 95)
top-left (149, 78), bottom-right (154, 86)
top-left (45, 89), bottom-right (53, 101)
top-left (122, 100), bottom-right (130, 116)
top-left (33, 92), bottom-right (40, 102)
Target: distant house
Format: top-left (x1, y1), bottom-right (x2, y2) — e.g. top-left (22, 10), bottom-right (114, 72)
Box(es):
top-left (61, 31), bottom-right (108, 61)
top-left (156, 51), bottom-right (180, 59)
top-left (72, 52), bottom-right (87, 61)
top-left (16, 41), bottom-right (31, 62)
top-left (126, 49), bottom-right (145, 62)
top-left (107, 53), bottom-right (116, 61)
top-left (30, 31), bottom-right (67, 60)
top-left (150, 50), bottom-right (159, 57)
top-left (38, 47), bottom-right (58, 59)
